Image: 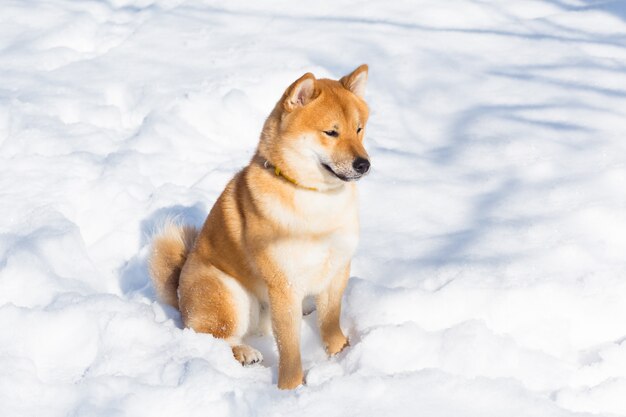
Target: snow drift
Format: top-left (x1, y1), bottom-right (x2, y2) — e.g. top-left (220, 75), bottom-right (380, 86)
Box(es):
top-left (1, 0), bottom-right (626, 415)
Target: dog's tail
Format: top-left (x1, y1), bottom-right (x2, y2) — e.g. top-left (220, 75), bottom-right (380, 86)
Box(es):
top-left (148, 222), bottom-right (199, 310)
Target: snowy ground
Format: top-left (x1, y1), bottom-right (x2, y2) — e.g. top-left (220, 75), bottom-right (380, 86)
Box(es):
top-left (2, 0), bottom-right (626, 415)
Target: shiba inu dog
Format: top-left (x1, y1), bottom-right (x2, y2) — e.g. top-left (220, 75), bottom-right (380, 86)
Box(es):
top-left (149, 65), bottom-right (370, 389)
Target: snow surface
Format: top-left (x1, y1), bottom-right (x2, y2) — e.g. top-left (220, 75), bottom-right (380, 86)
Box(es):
top-left (2, 0), bottom-right (626, 415)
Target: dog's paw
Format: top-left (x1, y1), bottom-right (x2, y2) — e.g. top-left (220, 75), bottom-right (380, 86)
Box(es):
top-left (278, 369), bottom-right (304, 390)
top-left (232, 344), bottom-right (263, 366)
top-left (325, 333), bottom-right (349, 356)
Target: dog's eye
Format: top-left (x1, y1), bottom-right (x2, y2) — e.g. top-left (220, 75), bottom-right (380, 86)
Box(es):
top-left (323, 130), bottom-right (339, 137)
top-left (357, 127), bottom-right (363, 133)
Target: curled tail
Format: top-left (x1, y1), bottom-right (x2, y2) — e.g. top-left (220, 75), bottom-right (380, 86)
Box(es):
top-left (148, 222), bottom-right (199, 309)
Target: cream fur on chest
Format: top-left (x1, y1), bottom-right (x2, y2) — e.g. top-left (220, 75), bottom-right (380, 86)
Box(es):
top-left (256, 183), bottom-right (359, 296)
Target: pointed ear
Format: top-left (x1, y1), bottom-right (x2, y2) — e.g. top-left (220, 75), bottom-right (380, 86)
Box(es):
top-left (284, 72), bottom-right (317, 112)
top-left (340, 64), bottom-right (368, 98)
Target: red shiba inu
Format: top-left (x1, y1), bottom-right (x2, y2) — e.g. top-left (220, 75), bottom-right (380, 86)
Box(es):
top-left (149, 65), bottom-right (370, 389)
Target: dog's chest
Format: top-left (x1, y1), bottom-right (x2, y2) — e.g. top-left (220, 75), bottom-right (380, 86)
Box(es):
top-left (269, 229), bottom-right (358, 296)
top-left (264, 186), bottom-right (359, 295)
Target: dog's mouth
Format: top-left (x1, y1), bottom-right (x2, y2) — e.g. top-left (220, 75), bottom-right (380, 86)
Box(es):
top-left (322, 163), bottom-right (359, 182)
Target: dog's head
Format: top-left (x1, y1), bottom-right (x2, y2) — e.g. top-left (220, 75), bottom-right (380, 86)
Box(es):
top-left (259, 65), bottom-right (370, 190)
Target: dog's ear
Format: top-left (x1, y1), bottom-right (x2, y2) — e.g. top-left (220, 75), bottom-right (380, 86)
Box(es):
top-left (340, 64), bottom-right (368, 98)
top-left (284, 72), bottom-right (317, 112)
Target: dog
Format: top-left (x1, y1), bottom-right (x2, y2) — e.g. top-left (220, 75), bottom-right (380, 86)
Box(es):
top-left (149, 65), bottom-right (370, 389)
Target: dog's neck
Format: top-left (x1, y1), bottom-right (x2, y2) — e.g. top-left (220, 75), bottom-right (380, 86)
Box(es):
top-left (252, 153), bottom-right (347, 193)
top-left (261, 159), bottom-right (319, 192)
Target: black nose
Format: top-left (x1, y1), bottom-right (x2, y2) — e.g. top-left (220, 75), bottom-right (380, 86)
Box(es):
top-left (352, 157), bottom-right (371, 174)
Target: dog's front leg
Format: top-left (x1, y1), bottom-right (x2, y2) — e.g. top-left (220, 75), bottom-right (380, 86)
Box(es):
top-left (316, 264), bottom-right (350, 355)
top-left (268, 282), bottom-right (303, 389)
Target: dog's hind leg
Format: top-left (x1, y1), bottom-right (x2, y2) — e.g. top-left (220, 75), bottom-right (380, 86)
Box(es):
top-left (178, 260), bottom-right (262, 365)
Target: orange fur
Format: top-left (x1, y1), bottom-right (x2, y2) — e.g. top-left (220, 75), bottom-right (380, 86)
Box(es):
top-left (149, 65), bottom-right (371, 389)
top-left (149, 223), bottom-right (198, 309)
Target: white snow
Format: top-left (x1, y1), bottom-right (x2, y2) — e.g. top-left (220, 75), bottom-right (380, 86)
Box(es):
top-left (2, 0), bottom-right (626, 415)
